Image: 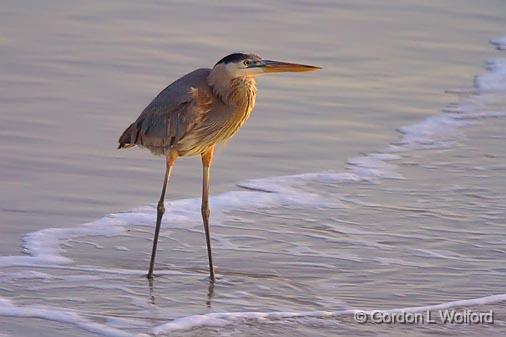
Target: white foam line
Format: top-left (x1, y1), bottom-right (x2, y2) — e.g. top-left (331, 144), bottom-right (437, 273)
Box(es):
top-left (0, 297), bottom-right (146, 337)
top-left (151, 294), bottom-right (506, 334)
top-left (1, 35), bottom-right (506, 277)
top-left (1, 108), bottom-right (505, 270)
top-left (491, 36), bottom-right (506, 50)
top-left (453, 111), bottom-right (506, 120)
top-left (0, 188), bottom-right (331, 268)
top-left (0, 218), bottom-right (127, 268)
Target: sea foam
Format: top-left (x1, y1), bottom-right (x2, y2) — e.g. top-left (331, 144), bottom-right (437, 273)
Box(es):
top-left (1, 35), bottom-right (505, 270)
top-left (1, 35), bottom-right (506, 336)
top-left (152, 294), bottom-right (506, 334)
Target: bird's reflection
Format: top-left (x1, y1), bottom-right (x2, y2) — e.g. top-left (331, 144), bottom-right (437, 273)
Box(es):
top-left (147, 275), bottom-right (215, 307)
top-left (148, 277), bottom-right (155, 304)
top-left (206, 279), bottom-right (215, 307)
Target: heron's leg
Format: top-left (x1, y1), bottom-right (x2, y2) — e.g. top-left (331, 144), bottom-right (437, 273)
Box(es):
top-left (147, 151), bottom-right (178, 279)
top-left (201, 146), bottom-right (215, 281)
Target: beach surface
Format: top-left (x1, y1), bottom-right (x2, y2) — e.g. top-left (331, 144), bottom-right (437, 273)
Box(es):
top-left (1, 1), bottom-right (506, 336)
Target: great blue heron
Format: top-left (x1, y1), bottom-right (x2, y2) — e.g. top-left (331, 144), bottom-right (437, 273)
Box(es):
top-left (118, 53), bottom-right (320, 281)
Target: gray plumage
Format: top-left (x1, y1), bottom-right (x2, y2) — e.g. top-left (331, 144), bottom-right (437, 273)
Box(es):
top-left (117, 53), bottom-right (320, 281)
top-left (119, 67), bottom-right (255, 156)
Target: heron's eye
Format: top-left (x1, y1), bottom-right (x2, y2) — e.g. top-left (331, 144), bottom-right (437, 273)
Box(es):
top-left (243, 60), bottom-right (251, 66)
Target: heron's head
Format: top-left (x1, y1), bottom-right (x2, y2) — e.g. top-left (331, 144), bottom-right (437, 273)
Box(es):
top-left (213, 53), bottom-right (321, 78)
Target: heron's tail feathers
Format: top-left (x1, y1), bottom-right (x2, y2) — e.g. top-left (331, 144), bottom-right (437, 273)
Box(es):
top-left (118, 123), bottom-right (137, 149)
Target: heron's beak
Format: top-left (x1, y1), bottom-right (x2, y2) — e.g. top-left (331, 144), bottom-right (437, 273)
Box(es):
top-left (259, 60), bottom-right (321, 73)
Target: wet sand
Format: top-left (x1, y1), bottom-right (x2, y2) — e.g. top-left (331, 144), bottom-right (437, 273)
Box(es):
top-left (1, 1), bottom-right (506, 336)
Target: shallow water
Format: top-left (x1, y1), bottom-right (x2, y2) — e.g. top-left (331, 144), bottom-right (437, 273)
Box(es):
top-left (1, 1), bottom-right (506, 336)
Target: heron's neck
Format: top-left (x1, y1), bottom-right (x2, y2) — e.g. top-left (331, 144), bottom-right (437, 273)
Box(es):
top-left (208, 72), bottom-right (257, 109)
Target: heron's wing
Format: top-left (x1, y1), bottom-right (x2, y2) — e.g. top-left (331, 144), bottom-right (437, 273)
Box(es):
top-left (118, 68), bottom-right (213, 155)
